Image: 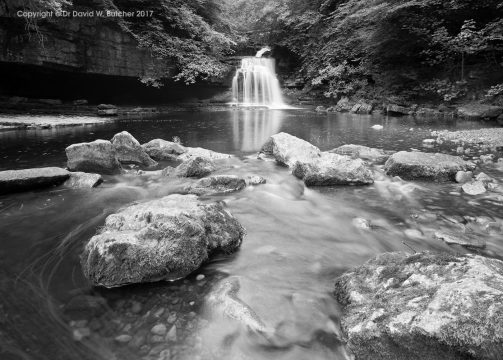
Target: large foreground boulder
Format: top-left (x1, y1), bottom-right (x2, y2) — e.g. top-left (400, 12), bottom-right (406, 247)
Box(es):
top-left (81, 194), bottom-right (245, 287)
top-left (0, 167), bottom-right (69, 194)
top-left (384, 151), bottom-right (475, 181)
top-left (260, 132), bottom-right (321, 167)
top-left (331, 144), bottom-right (392, 164)
top-left (184, 175), bottom-right (246, 196)
top-left (292, 152), bottom-right (374, 186)
top-left (111, 131), bottom-right (157, 167)
top-left (334, 252), bottom-right (503, 360)
top-left (66, 140), bottom-right (122, 174)
top-left (141, 139), bottom-right (186, 161)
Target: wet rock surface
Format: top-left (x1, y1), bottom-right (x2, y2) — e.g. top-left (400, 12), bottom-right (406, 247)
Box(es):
top-left (0, 167), bottom-right (70, 194)
top-left (260, 132), bottom-right (321, 167)
top-left (66, 140), bottom-right (123, 175)
top-left (142, 139), bottom-right (186, 161)
top-left (169, 157), bottom-right (216, 178)
top-left (111, 131), bottom-right (157, 167)
top-left (81, 194), bottom-right (245, 288)
top-left (384, 151), bottom-right (475, 182)
top-left (331, 144), bottom-right (392, 164)
top-left (334, 251), bottom-right (503, 360)
top-left (293, 152), bottom-right (374, 186)
top-left (64, 172), bottom-right (103, 188)
top-left (177, 147), bottom-right (232, 162)
top-left (184, 175), bottom-right (247, 196)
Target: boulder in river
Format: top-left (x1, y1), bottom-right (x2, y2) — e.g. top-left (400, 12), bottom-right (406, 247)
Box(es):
top-left (64, 172), bottom-right (103, 188)
top-left (461, 180), bottom-right (487, 195)
top-left (172, 156), bottom-right (216, 178)
top-left (66, 140), bottom-right (122, 175)
top-left (330, 144), bottom-right (392, 164)
top-left (334, 251), bottom-right (503, 360)
top-left (384, 151), bottom-right (475, 181)
top-left (260, 132), bottom-right (321, 167)
top-left (0, 167), bottom-right (69, 194)
top-left (292, 152), bottom-right (374, 186)
top-left (455, 171), bottom-right (473, 183)
top-left (434, 230), bottom-right (486, 249)
top-left (177, 147), bottom-right (232, 162)
top-left (81, 194), bottom-right (245, 287)
top-left (141, 139), bottom-right (186, 161)
top-left (351, 103), bottom-right (373, 114)
top-left (111, 131), bottom-right (157, 167)
top-left (246, 175), bottom-right (267, 186)
top-left (184, 175), bottom-right (246, 196)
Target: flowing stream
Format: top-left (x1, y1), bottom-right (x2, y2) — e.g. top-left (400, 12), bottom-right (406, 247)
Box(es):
top-left (1, 109), bottom-right (503, 360)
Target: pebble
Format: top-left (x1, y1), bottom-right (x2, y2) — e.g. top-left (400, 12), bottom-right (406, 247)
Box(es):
top-left (167, 312), bottom-right (177, 324)
top-left (189, 301), bottom-right (195, 306)
top-left (352, 217), bottom-right (371, 230)
top-left (131, 301), bottom-right (142, 314)
top-left (371, 124), bottom-right (383, 130)
top-left (151, 335), bottom-right (165, 343)
top-left (72, 327), bottom-right (91, 341)
top-left (196, 274), bottom-right (205, 281)
top-left (114, 334), bottom-right (132, 343)
top-left (166, 326), bottom-right (177, 342)
top-left (455, 171), bottom-right (473, 183)
top-left (151, 323), bottom-right (167, 336)
top-left (153, 307), bottom-right (165, 317)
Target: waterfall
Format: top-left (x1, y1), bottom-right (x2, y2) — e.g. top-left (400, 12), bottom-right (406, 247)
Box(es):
top-left (231, 48), bottom-right (286, 109)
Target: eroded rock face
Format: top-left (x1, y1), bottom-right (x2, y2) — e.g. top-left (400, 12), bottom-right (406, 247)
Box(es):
top-left (141, 139), bottom-right (186, 161)
top-left (66, 140), bottom-right (122, 175)
top-left (81, 194), bottom-right (245, 288)
top-left (0, 167), bottom-right (69, 194)
top-left (64, 172), bottom-right (103, 189)
top-left (292, 152), bottom-right (374, 186)
top-left (331, 144), bottom-right (392, 164)
top-left (334, 252), bottom-right (503, 360)
top-left (111, 131), bottom-right (157, 167)
top-left (184, 175), bottom-right (246, 196)
top-left (260, 132), bottom-right (321, 167)
top-left (384, 151), bottom-right (475, 181)
top-left (457, 104), bottom-right (503, 119)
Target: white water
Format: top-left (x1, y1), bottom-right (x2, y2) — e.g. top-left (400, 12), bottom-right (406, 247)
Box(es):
top-left (231, 48), bottom-right (287, 109)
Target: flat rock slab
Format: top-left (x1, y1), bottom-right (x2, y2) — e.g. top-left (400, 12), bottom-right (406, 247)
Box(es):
top-left (334, 251), bottom-right (503, 360)
top-left (293, 152), bottom-right (374, 186)
top-left (0, 167), bottom-right (69, 194)
top-left (331, 144), bottom-right (392, 164)
top-left (260, 132), bottom-right (321, 167)
top-left (64, 172), bottom-right (103, 188)
top-left (81, 194), bottom-right (245, 288)
top-left (434, 231), bottom-right (486, 249)
top-left (184, 175), bottom-right (246, 195)
top-left (66, 139), bottom-right (122, 175)
top-left (384, 151), bottom-right (475, 181)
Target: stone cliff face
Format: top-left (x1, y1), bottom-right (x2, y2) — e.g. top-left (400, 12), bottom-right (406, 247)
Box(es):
top-left (0, 1), bottom-right (172, 79)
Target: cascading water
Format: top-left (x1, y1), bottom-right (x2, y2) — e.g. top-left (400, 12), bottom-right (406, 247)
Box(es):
top-left (231, 47), bottom-right (286, 109)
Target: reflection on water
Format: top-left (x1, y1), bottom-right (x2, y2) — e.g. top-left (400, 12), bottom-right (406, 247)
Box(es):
top-left (0, 110), bottom-right (502, 360)
top-left (231, 110), bottom-right (283, 151)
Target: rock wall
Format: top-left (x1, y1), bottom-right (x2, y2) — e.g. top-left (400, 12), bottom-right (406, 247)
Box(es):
top-left (0, 1), bottom-right (172, 79)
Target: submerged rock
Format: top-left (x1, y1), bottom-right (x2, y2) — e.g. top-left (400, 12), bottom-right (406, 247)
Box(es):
top-left (66, 140), bottom-right (122, 175)
top-left (384, 151), bottom-right (475, 181)
top-left (260, 132), bottom-right (321, 167)
top-left (141, 139), bottom-right (186, 161)
top-left (334, 251), bottom-right (503, 360)
top-left (207, 277), bottom-right (273, 335)
top-left (292, 152), bottom-right (374, 186)
top-left (246, 175), bottom-right (267, 186)
top-left (434, 231), bottom-right (486, 249)
top-left (184, 175), bottom-right (246, 196)
top-left (64, 172), bottom-right (103, 188)
top-left (0, 167), bottom-right (69, 194)
top-left (81, 194), bottom-right (245, 287)
top-left (331, 144), bottom-right (392, 164)
top-left (172, 157), bottom-right (216, 178)
top-left (111, 131), bottom-right (157, 167)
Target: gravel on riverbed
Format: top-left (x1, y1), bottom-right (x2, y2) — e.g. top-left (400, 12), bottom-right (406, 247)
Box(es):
top-left (432, 128), bottom-right (503, 149)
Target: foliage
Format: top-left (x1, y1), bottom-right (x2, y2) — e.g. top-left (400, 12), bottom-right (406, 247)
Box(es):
top-left (104, 0), bottom-right (236, 85)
